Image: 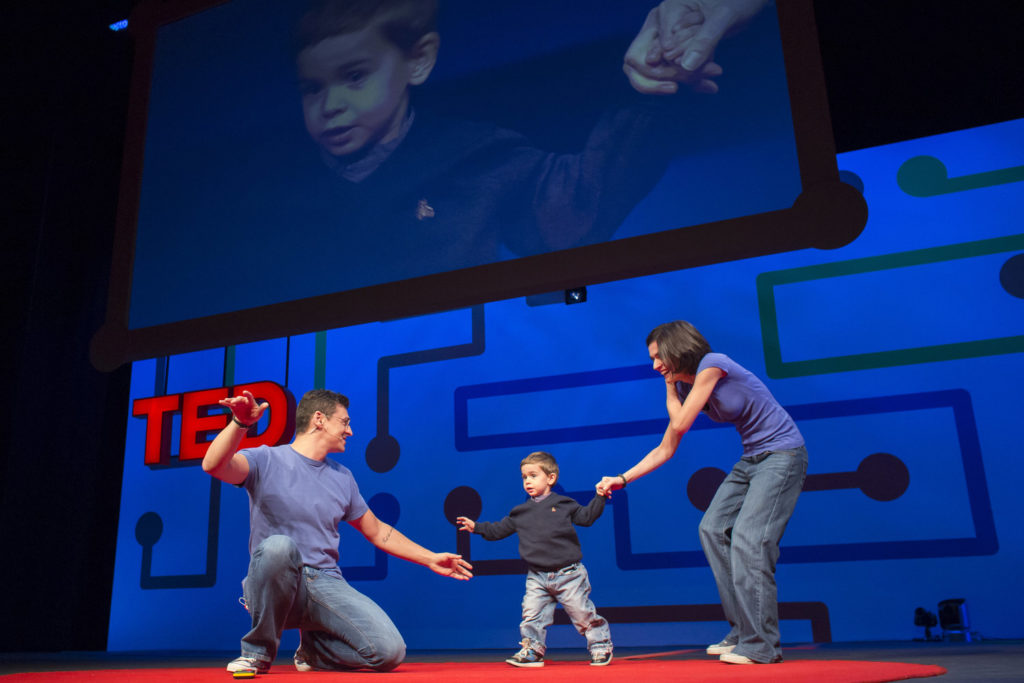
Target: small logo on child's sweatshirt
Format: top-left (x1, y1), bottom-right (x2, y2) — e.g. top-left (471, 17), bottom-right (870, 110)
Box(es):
top-left (416, 199), bottom-right (435, 220)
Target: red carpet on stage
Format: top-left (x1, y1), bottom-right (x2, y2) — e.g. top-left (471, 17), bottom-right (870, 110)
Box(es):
top-left (1, 658), bottom-right (947, 682)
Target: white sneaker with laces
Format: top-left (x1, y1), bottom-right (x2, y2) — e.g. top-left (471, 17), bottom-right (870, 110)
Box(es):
top-left (226, 655), bottom-right (270, 674)
top-left (706, 640), bottom-right (736, 656)
top-left (720, 652), bottom-right (755, 664)
top-left (506, 641), bottom-right (545, 667)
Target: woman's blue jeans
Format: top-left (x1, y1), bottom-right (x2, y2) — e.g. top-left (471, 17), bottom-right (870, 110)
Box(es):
top-left (240, 534), bottom-right (405, 671)
top-left (698, 447), bottom-right (807, 663)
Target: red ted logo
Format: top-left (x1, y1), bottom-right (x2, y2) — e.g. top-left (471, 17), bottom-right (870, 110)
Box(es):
top-left (132, 381), bottom-right (296, 466)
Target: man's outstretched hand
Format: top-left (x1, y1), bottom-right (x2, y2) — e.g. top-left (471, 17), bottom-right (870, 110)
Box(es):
top-left (429, 553), bottom-right (473, 580)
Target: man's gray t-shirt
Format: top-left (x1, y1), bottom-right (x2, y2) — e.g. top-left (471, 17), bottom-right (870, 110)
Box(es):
top-left (242, 444), bottom-right (368, 577)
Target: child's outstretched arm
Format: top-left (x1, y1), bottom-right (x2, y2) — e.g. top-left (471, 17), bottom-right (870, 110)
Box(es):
top-left (457, 515), bottom-right (516, 541)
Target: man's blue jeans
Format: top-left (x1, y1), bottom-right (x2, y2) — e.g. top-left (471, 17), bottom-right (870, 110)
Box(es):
top-left (519, 563), bottom-right (612, 655)
top-left (698, 447), bottom-right (807, 663)
top-left (240, 535), bottom-right (405, 671)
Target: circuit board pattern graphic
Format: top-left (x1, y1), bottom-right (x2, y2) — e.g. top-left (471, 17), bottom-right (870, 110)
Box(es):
top-left (108, 119), bottom-right (1024, 650)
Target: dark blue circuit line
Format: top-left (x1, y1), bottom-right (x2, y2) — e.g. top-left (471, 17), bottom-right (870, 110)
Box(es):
top-left (135, 351), bottom-right (228, 589)
top-left (617, 390), bottom-right (996, 566)
top-left (367, 306), bottom-right (486, 473)
top-left (454, 364), bottom-right (658, 451)
top-left (340, 492), bottom-right (401, 581)
top-left (551, 601), bottom-right (833, 643)
top-left (378, 305), bottom-right (485, 433)
top-left (454, 373), bottom-right (997, 566)
top-left (137, 476), bottom-right (220, 589)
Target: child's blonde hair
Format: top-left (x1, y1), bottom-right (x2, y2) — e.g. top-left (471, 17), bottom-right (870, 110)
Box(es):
top-left (521, 451), bottom-right (559, 482)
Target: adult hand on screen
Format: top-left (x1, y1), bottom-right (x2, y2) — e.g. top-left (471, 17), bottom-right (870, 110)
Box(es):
top-left (625, 6), bottom-right (721, 94)
top-left (624, 0), bottom-right (769, 95)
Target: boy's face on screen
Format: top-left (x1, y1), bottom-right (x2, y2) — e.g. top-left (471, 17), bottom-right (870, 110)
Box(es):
top-left (297, 24), bottom-right (416, 158)
top-left (522, 464), bottom-right (556, 498)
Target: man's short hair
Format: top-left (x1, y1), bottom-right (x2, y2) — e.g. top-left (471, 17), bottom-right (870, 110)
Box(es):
top-left (293, 0), bottom-right (439, 56)
top-left (295, 388), bottom-right (350, 432)
top-left (521, 451), bottom-right (559, 482)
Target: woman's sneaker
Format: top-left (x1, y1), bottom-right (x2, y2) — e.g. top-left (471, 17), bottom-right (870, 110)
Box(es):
top-left (506, 643), bottom-right (544, 667)
top-left (720, 652), bottom-right (783, 664)
top-left (706, 640), bottom-right (736, 656)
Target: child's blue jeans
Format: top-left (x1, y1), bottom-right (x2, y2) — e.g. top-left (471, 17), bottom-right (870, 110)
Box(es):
top-left (519, 562), bottom-right (612, 655)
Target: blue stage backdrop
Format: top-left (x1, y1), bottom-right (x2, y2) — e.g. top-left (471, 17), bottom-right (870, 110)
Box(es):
top-left (109, 117), bottom-right (1023, 651)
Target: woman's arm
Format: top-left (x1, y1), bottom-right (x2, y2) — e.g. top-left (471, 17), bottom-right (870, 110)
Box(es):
top-left (596, 366), bottom-right (723, 495)
top-left (665, 366), bottom-right (723, 435)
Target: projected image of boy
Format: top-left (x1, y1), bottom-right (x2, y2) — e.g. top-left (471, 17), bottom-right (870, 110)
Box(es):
top-left (456, 452), bottom-right (613, 667)
top-left (288, 0), bottom-right (729, 289)
top-left (126, 0), bottom-right (794, 332)
top-left (295, 1), bottom-right (438, 164)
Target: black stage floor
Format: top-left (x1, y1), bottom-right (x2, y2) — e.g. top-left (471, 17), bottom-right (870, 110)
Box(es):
top-left (2, 641), bottom-right (1022, 681)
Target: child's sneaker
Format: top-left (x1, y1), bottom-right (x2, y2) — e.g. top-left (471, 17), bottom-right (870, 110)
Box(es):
top-left (506, 642), bottom-right (544, 667)
top-left (226, 655), bottom-right (270, 674)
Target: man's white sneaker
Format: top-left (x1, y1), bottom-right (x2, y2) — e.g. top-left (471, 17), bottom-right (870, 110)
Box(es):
top-left (226, 656), bottom-right (270, 674)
